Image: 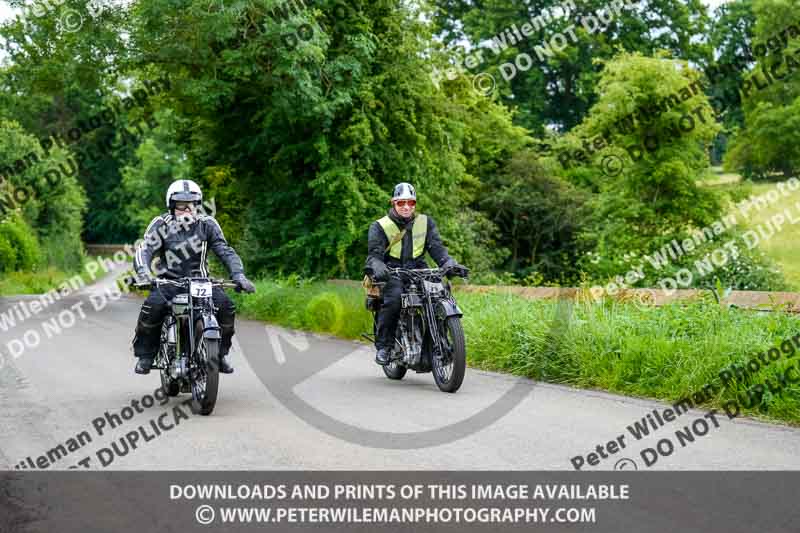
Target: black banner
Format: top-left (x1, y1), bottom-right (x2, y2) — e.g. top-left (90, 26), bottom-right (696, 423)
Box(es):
top-left (1, 471), bottom-right (798, 532)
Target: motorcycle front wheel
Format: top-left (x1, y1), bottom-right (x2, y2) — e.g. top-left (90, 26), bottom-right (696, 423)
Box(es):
top-left (189, 319), bottom-right (220, 415)
top-left (432, 317), bottom-right (466, 393)
top-left (382, 359), bottom-right (407, 380)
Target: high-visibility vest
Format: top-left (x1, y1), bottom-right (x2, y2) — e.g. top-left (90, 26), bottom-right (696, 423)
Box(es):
top-left (377, 214), bottom-right (428, 260)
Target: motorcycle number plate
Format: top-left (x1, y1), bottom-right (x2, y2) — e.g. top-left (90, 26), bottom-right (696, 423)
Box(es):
top-left (190, 281), bottom-right (212, 298)
top-left (424, 281), bottom-right (444, 293)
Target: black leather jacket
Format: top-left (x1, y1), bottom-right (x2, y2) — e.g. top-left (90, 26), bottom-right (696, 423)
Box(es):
top-left (364, 208), bottom-right (453, 273)
top-left (134, 213), bottom-right (244, 280)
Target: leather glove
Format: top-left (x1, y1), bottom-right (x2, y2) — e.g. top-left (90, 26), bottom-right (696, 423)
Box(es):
top-left (442, 260), bottom-right (469, 278)
top-left (134, 269), bottom-right (154, 287)
top-left (449, 265), bottom-right (470, 278)
top-left (369, 261), bottom-right (389, 282)
top-left (233, 273), bottom-right (256, 294)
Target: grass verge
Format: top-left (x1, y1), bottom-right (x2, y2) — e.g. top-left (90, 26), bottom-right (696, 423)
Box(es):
top-left (741, 182), bottom-right (800, 290)
top-left (0, 256), bottom-right (108, 296)
top-left (232, 279), bottom-right (800, 426)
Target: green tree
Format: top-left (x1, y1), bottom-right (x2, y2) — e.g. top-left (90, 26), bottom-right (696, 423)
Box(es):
top-left (123, 0), bottom-right (526, 278)
top-left (479, 148), bottom-right (590, 282)
top-left (432, 0), bottom-right (712, 132)
top-left (550, 53), bottom-right (722, 279)
top-left (707, 0), bottom-right (756, 130)
top-left (724, 0), bottom-right (800, 179)
top-left (0, 119), bottom-right (86, 271)
top-left (0, 0), bottom-right (145, 242)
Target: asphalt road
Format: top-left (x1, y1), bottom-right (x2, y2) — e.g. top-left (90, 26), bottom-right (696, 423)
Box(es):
top-left (2, 267), bottom-right (800, 471)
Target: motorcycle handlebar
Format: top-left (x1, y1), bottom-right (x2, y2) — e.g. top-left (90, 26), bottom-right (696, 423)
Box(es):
top-left (373, 266), bottom-right (469, 283)
top-left (133, 277), bottom-right (239, 290)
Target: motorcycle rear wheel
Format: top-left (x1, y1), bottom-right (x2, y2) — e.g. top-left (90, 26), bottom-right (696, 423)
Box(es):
top-left (432, 317), bottom-right (466, 393)
top-left (189, 320), bottom-right (220, 415)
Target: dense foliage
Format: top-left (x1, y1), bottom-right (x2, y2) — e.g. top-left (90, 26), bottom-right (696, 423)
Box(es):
top-left (0, 0), bottom-right (796, 290)
top-left (724, 0), bottom-right (800, 179)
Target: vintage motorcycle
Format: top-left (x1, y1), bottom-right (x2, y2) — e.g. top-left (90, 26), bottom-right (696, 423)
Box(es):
top-left (135, 275), bottom-right (238, 415)
top-left (365, 267), bottom-right (468, 393)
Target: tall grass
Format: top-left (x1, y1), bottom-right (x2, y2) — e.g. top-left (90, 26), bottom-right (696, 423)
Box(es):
top-left (231, 278), bottom-right (374, 340)
top-left (0, 257), bottom-right (99, 296)
top-left (233, 279), bottom-right (800, 425)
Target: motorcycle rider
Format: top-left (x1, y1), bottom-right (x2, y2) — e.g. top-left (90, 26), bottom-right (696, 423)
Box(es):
top-left (131, 179), bottom-right (256, 375)
top-left (365, 182), bottom-right (468, 366)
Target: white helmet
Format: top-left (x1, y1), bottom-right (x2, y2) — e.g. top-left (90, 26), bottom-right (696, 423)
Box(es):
top-left (165, 179), bottom-right (202, 209)
top-left (392, 182), bottom-right (416, 201)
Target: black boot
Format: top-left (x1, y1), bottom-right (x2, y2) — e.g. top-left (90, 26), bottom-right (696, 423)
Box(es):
top-left (135, 357), bottom-right (153, 375)
top-left (375, 348), bottom-right (390, 366)
top-left (219, 354), bottom-right (234, 374)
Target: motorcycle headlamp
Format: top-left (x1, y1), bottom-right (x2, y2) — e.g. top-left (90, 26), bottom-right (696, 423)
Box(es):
top-left (171, 293), bottom-right (189, 314)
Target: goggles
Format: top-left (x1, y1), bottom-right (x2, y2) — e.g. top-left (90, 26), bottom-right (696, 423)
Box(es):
top-left (394, 200), bottom-right (416, 208)
top-left (174, 202), bottom-right (196, 212)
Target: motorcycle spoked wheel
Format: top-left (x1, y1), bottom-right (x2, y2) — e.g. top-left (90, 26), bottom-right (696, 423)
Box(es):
top-left (158, 321), bottom-right (179, 397)
top-left (189, 319), bottom-right (220, 415)
top-left (382, 354), bottom-right (408, 380)
top-left (432, 317), bottom-right (466, 393)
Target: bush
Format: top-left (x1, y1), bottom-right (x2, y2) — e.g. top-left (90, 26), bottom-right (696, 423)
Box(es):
top-left (0, 215), bottom-right (42, 272)
top-left (0, 120), bottom-right (87, 273)
top-left (0, 233), bottom-right (17, 272)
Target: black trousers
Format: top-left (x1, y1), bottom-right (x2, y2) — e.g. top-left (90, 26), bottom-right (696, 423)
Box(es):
top-left (133, 285), bottom-right (236, 359)
top-left (375, 276), bottom-right (404, 351)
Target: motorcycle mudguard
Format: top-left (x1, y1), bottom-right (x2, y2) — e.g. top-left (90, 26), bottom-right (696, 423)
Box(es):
top-left (436, 299), bottom-right (463, 319)
top-left (201, 314), bottom-right (221, 339)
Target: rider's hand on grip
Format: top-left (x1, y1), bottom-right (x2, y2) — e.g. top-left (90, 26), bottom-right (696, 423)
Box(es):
top-left (368, 261), bottom-right (389, 282)
top-left (133, 269), bottom-right (155, 289)
top-left (233, 273), bottom-right (256, 294)
top-left (446, 264), bottom-right (469, 279)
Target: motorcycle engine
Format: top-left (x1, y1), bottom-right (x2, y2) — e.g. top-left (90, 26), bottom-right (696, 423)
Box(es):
top-left (170, 357), bottom-right (189, 380)
top-left (399, 314), bottom-right (424, 366)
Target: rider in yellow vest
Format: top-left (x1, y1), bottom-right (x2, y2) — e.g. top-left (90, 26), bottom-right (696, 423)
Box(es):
top-left (365, 183), bottom-right (468, 365)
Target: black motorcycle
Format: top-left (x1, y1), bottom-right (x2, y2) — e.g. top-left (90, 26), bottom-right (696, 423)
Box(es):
top-left (135, 275), bottom-right (237, 415)
top-left (365, 267), bottom-right (468, 393)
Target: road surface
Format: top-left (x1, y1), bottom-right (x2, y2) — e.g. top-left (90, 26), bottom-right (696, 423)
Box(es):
top-left (1, 266), bottom-right (799, 471)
